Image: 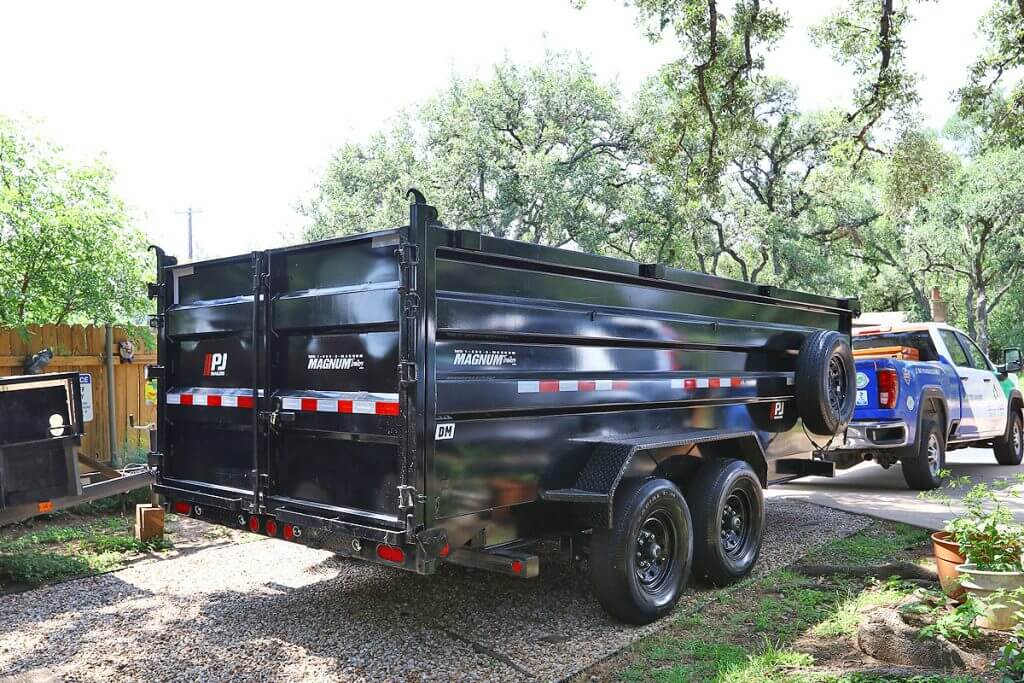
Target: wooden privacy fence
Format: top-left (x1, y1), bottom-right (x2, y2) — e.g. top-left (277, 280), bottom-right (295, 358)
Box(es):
top-left (0, 324), bottom-right (155, 464)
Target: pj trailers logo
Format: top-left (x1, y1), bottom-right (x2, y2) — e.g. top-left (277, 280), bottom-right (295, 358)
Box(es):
top-left (203, 353), bottom-right (228, 377)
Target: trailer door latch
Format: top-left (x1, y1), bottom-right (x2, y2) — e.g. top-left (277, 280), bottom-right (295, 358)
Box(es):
top-left (399, 361), bottom-right (418, 384)
top-left (397, 485), bottom-right (421, 509)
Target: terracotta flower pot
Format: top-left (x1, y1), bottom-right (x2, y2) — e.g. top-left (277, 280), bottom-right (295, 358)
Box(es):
top-left (931, 531), bottom-right (967, 599)
top-left (957, 563), bottom-right (1024, 631)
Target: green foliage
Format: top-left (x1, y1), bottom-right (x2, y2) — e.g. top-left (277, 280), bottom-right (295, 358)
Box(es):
top-left (0, 116), bottom-right (150, 326)
top-left (300, 52), bottom-right (633, 252)
top-left (0, 511), bottom-right (171, 586)
top-left (997, 620), bottom-right (1024, 682)
top-left (926, 474), bottom-right (1024, 571)
top-left (919, 595), bottom-right (985, 642)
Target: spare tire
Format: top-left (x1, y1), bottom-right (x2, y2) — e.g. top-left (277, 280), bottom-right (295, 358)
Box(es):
top-left (795, 330), bottom-right (855, 436)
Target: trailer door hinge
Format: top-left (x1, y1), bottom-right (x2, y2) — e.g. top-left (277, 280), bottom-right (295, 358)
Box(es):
top-left (148, 314), bottom-right (164, 330)
top-left (396, 243), bottom-right (418, 266)
top-left (147, 282), bottom-right (163, 300)
top-left (402, 292), bottom-right (420, 317)
top-left (399, 361), bottom-right (418, 384)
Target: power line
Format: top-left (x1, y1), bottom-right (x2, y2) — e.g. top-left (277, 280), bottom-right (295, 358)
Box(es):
top-left (175, 207), bottom-right (204, 260)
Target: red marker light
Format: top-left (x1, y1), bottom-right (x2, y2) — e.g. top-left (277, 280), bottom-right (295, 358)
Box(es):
top-left (439, 543), bottom-right (451, 558)
top-left (173, 501), bottom-right (192, 515)
top-left (511, 560), bottom-right (523, 575)
top-left (283, 524), bottom-right (294, 541)
top-left (376, 544), bottom-right (405, 563)
top-left (248, 516), bottom-right (261, 533)
top-left (265, 519), bottom-right (278, 537)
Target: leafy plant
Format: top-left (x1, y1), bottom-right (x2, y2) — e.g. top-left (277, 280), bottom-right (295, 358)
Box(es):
top-left (919, 595), bottom-right (985, 642)
top-left (997, 615), bottom-right (1024, 683)
top-left (923, 473), bottom-right (1024, 572)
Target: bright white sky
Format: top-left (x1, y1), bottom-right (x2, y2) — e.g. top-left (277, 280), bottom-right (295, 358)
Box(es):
top-left (1, 1), bottom-right (986, 261)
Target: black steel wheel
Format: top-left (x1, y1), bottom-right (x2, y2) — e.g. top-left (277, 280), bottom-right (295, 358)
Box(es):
top-left (684, 458), bottom-right (764, 586)
top-left (995, 408), bottom-right (1024, 466)
top-left (795, 330), bottom-right (856, 436)
top-left (590, 478), bottom-right (693, 624)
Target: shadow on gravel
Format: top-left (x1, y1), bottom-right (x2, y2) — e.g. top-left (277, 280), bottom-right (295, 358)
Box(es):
top-left (0, 575), bottom-right (155, 677)
top-left (0, 500), bottom-right (872, 682)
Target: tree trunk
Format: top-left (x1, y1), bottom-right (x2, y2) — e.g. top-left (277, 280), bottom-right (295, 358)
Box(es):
top-left (964, 284), bottom-right (977, 341)
top-left (975, 282), bottom-right (990, 355)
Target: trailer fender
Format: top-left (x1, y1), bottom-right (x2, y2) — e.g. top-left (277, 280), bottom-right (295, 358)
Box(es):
top-left (540, 428), bottom-right (766, 528)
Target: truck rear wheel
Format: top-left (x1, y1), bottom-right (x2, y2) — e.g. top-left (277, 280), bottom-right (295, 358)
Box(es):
top-left (684, 459), bottom-right (764, 586)
top-left (590, 478), bottom-right (692, 624)
top-left (994, 409), bottom-right (1024, 466)
top-left (900, 417), bottom-right (944, 490)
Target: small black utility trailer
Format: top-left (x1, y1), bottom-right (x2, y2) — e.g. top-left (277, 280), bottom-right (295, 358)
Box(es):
top-left (148, 193), bottom-right (858, 623)
top-left (0, 372), bottom-right (154, 526)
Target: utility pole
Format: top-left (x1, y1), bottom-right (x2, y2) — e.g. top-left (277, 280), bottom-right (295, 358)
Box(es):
top-left (175, 207), bottom-right (203, 260)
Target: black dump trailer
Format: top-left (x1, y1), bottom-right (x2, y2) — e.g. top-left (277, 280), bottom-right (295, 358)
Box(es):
top-left (149, 193), bottom-right (859, 623)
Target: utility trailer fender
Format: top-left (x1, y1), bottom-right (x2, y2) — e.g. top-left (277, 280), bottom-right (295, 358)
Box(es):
top-left (540, 428), bottom-right (768, 527)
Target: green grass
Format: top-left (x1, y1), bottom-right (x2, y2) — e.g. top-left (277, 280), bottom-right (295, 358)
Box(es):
top-left (0, 499), bottom-right (171, 586)
top-left (805, 523), bottom-right (931, 566)
top-left (614, 522), bottom-right (940, 683)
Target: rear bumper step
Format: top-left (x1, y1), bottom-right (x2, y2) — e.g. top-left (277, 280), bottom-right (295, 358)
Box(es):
top-left (153, 483), bottom-right (243, 511)
top-left (272, 506), bottom-right (405, 546)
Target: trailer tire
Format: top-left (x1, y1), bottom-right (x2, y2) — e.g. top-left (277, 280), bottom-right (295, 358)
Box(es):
top-left (900, 417), bottom-right (945, 491)
top-left (590, 477), bottom-right (692, 624)
top-left (994, 409), bottom-right (1024, 466)
top-left (684, 459), bottom-right (764, 586)
top-left (796, 330), bottom-right (856, 436)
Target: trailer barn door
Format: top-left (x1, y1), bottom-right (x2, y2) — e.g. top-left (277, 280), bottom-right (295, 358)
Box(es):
top-left (263, 232), bottom-right (410, 528)
top-left (162, 255), bottom-right (260, 497)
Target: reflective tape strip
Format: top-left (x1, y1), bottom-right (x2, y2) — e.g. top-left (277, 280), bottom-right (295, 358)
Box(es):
top-left (514, 377), bottom-right (768, 394)
top-left (280, 395), bottom-right (399, 415)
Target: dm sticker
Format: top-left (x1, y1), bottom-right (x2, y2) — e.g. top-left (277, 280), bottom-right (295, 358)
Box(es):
top-left (435, 423), bottom-right (455, 440)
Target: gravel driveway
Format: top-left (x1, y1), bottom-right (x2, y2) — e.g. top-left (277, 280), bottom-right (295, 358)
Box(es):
top-left (0, 499), bottom-right (870, 683)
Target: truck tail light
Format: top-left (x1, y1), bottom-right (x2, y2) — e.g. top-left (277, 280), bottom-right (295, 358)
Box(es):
top-left (265, 519), bottom-right (278, 537)
top-left (248, 515), bottom-right (261, 533)
top-left (877, 368), bottom-right (898, 409)
top-left (376, 544), bottom-right (405, 563)
top-left (173, 501), bottom-right (191, 515)
top-left (283, 524), bottom-right (295, 541)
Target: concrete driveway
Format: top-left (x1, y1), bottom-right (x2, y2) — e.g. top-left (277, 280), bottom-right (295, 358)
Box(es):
top-left (768, 446), bottom-right (1024, 530)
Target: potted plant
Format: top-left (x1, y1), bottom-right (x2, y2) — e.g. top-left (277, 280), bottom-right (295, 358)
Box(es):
top-left (930, 528), bottom-right (967, 599)
top-left (924, 473), bottom-right (1024, 602)
top-left (949, 481), bottom-right (1024, 630)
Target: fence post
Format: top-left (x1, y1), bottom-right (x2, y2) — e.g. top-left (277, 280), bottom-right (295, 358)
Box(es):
top-left (105, 324), bottom-right (118, 467)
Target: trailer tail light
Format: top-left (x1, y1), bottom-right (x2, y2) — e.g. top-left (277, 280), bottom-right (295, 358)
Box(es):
top-left (248, 515), bottom-right (261, 533)
top-left (439, 543), bottom-right (450, 558)
top-left (173, 501), bottom-right (192, 515)
top-left (877, 368), bottom-right (898, 409)
top-left (376, 544), bottom-right (405, 563)
top-left (283, 524), bottom-right (295, 541)
top-left (265, 519), bottom-right (278, 537)
top-left (511, 560), bottom-right (524, 575)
